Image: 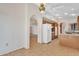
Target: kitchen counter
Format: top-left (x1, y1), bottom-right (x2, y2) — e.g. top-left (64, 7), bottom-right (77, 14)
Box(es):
top-left (59, 33), bottom-right (79, 49)
top-left (60, 33), bottom-right (79, 36)
top-left (60, 30), bottom-right (79, 36)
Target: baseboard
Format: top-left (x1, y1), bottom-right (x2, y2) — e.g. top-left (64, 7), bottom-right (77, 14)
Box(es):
top-left (0, 46), bottom-right (23, 55)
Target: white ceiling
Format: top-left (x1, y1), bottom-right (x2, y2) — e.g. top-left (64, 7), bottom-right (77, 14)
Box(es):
top-left (35, 3), bottom-right (79, 22)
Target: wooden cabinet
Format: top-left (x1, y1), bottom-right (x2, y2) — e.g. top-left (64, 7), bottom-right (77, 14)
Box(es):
top-left (77, 16), bottom-right (79, 30)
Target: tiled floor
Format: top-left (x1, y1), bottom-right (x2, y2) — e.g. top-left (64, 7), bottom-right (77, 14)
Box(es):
top-left (3, 36), bottom-right (79, 56)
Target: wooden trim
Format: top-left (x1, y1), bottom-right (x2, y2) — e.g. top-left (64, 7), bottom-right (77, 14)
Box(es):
top-left (57, 24), bottom-right (58, 38)
top-left (77, 16), bottom-right (79, 30)
top-left (60, 23), bottom-right (62, 34)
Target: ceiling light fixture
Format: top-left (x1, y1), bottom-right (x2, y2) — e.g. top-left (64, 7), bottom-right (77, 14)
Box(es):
top-left (70, 14), bottom-right (76, 16)
top-left (55, 6), bottom-right (64, 9)
top-left (58, 16), bottom-right (62, 18)
top-left (64, 13), bottom-right (68, 15)
top-left (39, 3), bottom-right (45, 13)
top-left (52, 8), bottom-right (56, 11)
top-left (71, 8), bottom-right (75, 11)
top-left (55, 14), bottom-right (60, 16)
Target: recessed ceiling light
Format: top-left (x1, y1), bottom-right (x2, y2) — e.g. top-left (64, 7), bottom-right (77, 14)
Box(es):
top-left (64, 13), bottom-right (68, 15)
top-left (52, 8), bottom-right (56, 10)
top-left (58, 16), bottom-right (62, 18)
top-left (71, 8), bottom-right (75, 11)
top-left (70, 14), bottom-right (76, 16)
top-left (55, 14), bottom-right (60, 16)
top-left (55, 6), bottom-right (64, 9)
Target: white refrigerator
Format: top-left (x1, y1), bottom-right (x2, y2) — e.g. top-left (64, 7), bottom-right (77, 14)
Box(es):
top-left (42, 24), bottom-right (52, 43)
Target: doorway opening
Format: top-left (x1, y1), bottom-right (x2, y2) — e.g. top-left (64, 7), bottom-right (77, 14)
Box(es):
top-left (30, 16), bottom-right (38, 48)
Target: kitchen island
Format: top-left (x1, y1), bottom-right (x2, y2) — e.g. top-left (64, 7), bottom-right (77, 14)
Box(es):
top-left (59, 32), bottom-right (79, 49)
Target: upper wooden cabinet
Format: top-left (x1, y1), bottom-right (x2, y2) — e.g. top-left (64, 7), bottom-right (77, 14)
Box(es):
top-left (77, 16), bottom-right (79, 30)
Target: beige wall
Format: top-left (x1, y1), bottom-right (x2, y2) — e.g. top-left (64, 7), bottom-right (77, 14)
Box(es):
top-left (0, 4), bottom-right (25, 55)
